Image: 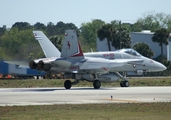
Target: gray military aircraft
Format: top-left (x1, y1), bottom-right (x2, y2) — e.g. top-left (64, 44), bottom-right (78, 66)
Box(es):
top-left (31, 30), bottom-right (166, 89)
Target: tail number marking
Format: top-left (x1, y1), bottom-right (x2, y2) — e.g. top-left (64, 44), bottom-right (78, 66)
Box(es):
top-left (103, 53), bottom-right (114, 59)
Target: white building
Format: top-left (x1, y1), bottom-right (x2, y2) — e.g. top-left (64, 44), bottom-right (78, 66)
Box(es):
top-left (130, 30), bottom-right (167, 59)
top-left (97, 31), bottom-right (171, 60)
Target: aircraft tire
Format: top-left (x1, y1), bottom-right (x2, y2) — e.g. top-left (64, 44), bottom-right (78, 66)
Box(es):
top-left (120, 81), bottom-right (129, 87)
top-left (123, 81), bottom-right (129, 87)
top-left (93, 80), bottom-right (101, 89)
top-left (64, 80), bottom-right (71, 89)
top-left (120, 81), bottom-right (124, 87)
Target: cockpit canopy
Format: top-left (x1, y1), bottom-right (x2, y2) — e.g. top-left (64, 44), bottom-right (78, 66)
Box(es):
top-left (119, 49), bottom-right (141, 56)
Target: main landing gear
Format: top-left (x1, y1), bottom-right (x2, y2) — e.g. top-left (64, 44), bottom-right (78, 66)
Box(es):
top-left (64, 79), bottom-right (101, 89)
top-left (93, 80), bottom-right (101, 89)
top-left (64, 80), bottom-right (79, 89)
top-left (115, 72), bottom-right (129, 87)
top-left (64, 80), bottom-right (72, 89)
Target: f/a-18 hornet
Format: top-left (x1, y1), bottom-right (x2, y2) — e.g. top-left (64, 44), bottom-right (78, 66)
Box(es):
top-left (30, 30), bottom-right (166, 89)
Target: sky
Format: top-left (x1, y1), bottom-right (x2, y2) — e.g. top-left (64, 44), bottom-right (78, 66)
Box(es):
top-left (0, 0), bottom-right (171, 28)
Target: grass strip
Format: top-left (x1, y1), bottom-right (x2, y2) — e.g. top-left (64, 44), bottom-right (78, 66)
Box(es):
top-left (0, 102), bottom-right (171, 120)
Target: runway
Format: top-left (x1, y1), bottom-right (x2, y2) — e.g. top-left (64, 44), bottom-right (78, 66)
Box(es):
top-left (0, 87), bottom-right (171, 106)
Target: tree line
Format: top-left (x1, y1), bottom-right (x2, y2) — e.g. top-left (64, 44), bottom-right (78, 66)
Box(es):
top-left (0, 12), bottom-right (171, 72)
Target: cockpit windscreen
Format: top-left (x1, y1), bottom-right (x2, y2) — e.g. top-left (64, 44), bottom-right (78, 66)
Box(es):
top-left (124, 49), bottom-right (141, 56)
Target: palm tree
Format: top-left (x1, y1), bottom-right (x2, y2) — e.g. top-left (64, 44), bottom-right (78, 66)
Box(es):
top-left (152, 28), bottom-right (169, 61)
top-left (112, 27), bottom-right (131, 49)
top-left (97, 24), bottom-right (116, 51)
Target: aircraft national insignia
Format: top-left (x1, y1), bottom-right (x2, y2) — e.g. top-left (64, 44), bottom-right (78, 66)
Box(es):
top-left (33, 33), bottom-right (42, 40)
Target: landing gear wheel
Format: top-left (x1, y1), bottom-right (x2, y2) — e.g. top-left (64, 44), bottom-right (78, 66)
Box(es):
top-left (120, 81), bottom-right (129, 87)
top-left (123, 81), bottom-right (129, 87)
top-left (64, 80), bottom-right (72, 89)
top-left (120, 81), bottom-right (124, 87)
top-left (93, 80), bottom-right (101, 89)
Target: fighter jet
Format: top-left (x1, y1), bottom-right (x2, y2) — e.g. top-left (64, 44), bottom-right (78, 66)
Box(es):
top-left (30, 30), bottom-right (166, 89)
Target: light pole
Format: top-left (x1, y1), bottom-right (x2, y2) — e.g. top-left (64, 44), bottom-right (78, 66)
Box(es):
top-left (119, 20), bottom-right (121, 49)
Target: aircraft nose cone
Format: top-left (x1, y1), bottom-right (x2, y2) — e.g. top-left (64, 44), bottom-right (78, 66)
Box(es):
top-left (158, 63), bottom-right (167, 71)
top-left (161, 64), bottom-right (167, 70)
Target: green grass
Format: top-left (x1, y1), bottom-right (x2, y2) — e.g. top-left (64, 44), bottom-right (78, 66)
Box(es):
top-left (0, 77), bottom-right (171, 88)
top-left (0, 103), bottom-right (171, 120)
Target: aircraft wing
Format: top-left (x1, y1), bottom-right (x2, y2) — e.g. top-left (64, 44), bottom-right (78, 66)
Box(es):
top-left (78, 62), bottom-right (124, 74)
top-left (80, 58), bottom-right (144, 69)
top-left (80, 62), bottom-right (125, 70)
top-left (78, 58), bottom-right (144, 74)
top-left (77, 59), bottom-right (125, 74)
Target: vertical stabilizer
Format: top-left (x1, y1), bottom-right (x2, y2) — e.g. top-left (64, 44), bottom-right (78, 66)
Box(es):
top-left (33, 31), bottom-right (61, 58)
top-left (61, 30), bottom-right (84, 59)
